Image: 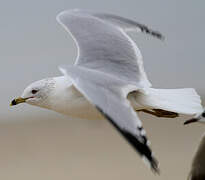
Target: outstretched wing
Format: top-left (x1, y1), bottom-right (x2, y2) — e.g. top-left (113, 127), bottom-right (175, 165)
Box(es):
top-left (85, 11), bottom-right (164, 40)
top-left (59, 65), bottom-right (159, 173)
top-left (57, 9), bottom-right (163, 87)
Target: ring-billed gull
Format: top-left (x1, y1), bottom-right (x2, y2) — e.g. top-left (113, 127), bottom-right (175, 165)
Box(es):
top-left (10, 9), bottom-right (203, 174)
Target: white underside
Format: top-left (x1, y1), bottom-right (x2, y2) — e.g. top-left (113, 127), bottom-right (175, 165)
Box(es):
top-left (49, 85), bottom-right (104, 120)
top-left (130, 88), bottom-right (203, 115)
top-left (48, 80), bottom-right (203, 120)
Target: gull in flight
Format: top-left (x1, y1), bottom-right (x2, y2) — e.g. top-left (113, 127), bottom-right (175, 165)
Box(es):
top-left (10, 9), bottom-right (203, 173)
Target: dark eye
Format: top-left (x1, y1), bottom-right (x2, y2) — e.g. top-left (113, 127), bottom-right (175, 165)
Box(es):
top-left (31, 89), bottom-right (38, 94)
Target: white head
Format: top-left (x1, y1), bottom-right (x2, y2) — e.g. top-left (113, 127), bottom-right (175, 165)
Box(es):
top-left (10, 78), bottom-right (56, 108)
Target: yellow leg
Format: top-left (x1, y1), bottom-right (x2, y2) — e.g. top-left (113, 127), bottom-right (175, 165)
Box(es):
top-left (137, 109), bottom-right (179, 118)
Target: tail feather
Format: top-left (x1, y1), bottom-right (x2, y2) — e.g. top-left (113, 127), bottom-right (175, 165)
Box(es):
top-left (136, 88), bottom-right (203, 115)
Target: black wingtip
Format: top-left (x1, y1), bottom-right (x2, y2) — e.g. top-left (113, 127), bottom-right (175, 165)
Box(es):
top-left (118, 128), bottom-right (160, 175)
top-left (150, 157), bottom-right (160, 175)
top-left (95, 106), bottom-right (160, 174)
top-left (150, 31), bottom-right (165, 41)
top-left (139, 25), bottom-right (165, 41)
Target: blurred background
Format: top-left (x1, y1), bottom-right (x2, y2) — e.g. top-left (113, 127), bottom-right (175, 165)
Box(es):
top-left (1, 0), bottom-right (205, 179)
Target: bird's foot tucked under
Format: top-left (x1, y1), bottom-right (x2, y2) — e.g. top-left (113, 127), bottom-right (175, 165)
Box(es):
top-left (137, 109), bottom-right (179, 118)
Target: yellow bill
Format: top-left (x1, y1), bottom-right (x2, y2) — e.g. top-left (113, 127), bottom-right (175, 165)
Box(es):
top-left (10, 97), bottom-right (28, 106)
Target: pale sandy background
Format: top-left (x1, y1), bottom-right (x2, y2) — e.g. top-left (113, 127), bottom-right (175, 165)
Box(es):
top-left (1, 0), bottom-right (205, 179)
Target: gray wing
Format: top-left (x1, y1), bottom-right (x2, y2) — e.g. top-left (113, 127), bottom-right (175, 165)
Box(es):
top-left (57, 9), bottom-right (163, 87)
top-left (59, 65), bottom-right (159, 173)
top-left (86, 12), bottom-right (165, 40)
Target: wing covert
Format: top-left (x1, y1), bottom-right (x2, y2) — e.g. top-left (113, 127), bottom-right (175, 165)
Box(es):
top-left (57, 9), bottom-right (153, 87)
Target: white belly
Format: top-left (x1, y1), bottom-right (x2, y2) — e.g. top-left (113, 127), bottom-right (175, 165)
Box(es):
top-left (50, 85), bottom-right (104, 120)
top-left (49, 84), bottom-right (145, 120)
top-left (63, 95), bottom-right (104, 120)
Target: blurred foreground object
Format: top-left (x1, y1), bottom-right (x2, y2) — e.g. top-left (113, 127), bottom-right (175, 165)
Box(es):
top-left (188, 134), bottom-right (205, 180)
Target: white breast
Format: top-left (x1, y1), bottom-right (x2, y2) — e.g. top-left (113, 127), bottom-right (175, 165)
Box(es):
top-left (49, 77), bottom-right (104, 120)
top-left (60, 85), bottom-right (104, 120)
top-left (48, 76), bottom-right (146, 120)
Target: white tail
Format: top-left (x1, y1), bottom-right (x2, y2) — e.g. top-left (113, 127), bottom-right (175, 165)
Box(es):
top-left (135, 88), bottom-right (203, 115)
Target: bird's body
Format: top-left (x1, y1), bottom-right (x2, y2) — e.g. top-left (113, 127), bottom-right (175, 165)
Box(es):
top-left (11, 9), bottom-right (203, 173)
top-left (46, 76), bottom-right (103, 120)
top-left (30, 76), bottom-right (202, 121)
